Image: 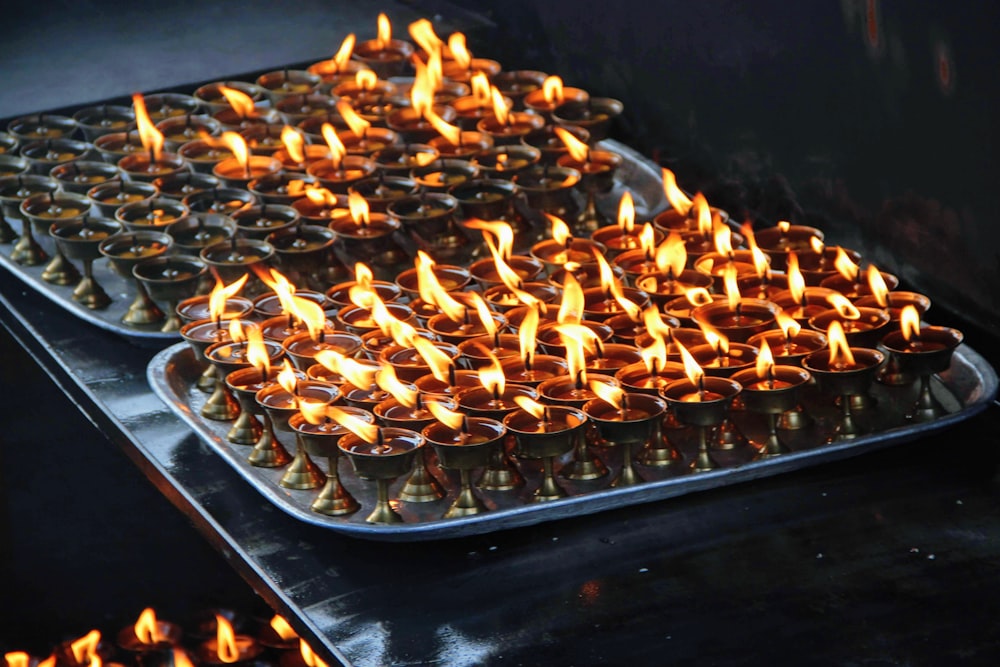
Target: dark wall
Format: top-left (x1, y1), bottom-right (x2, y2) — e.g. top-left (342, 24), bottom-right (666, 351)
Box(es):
top-left (465, 0), bottom-right (1000, 336)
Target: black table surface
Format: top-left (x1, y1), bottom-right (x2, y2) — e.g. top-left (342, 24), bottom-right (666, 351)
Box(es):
top-left (3, 2), bottom-right (1000, 665)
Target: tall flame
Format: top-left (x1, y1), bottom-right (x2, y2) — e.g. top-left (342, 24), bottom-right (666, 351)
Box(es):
top-left (640, 333), bottom-right (668, 376)
top-left (228, 318), bottom-right (247, 345)
top-left (596, 254), bottom-right (640, 320)
top-left (280, 126), bottom-right (306, 164)
top-left (655, 232), bottom-right (687, 278)
top-left (542, 75), bottom-right (564, 105)
top-left (245, 325), bottom-right (270, 377)
top-left (557, 271), bottom-right (584, 325)
top-left (479, 350), bottom-right (505, 396)
top-left (698, 320), bottom-right (730, 356)
top-left (448, 33), bottom-right (471, 69)
top-left (408, 18), bottom-right (444, 57)
top-left (643, 305), bottom-right (675, 342)
top-left (490, 86), bottom-right (510, 126)
top-left (867, 264), bottom-right (890, 307)
top-left (787, 251), bottom-right (806, 304)
top-left (661, 168), bottom-right (693, 215)
top-left (413, 337), bottom-right (454, 383)
top-left (827, 321), bottom-right (856, 369)
top-left (723, 262), bottom-right (741, 311)
top-left (347, 191), bottom-right (371, 227)
top-left (617, 191), bottom-right (635, 234)
top-left (834, 247), bottom-right (861, 282)
top-left (5, 654), bottom-right (29, 667)
top-left (826, 293), bottom-right (861, 320)
top-left (713, 218), bottom-right (734, 256)
top-left (70, 631), bottom-right (100, 666)
top-left (470, 292), bottom-right (498, 337)
top-left (277, 359), bottom-right (299, 395)
top-left (692, 193), bottom-right (712, 237)
top-left (900, 304), bottom-right (921, 341)
top-left (755, 339), bottom-right (774, 380)
top-left (742, 222), bottom-right (770, 278)
top-left (471, 71), bottom-right (492, 106)
top-left (554, 126), bottom-right (589, 163)
top-left (337, 100), bottom-right (372, 138)
top-left (639, 223), bottom-right (657, 257)
top-left (202, 131), bottom-right (249, 170)
top-left (332, 34), bottom-right (356, 71)
top-left (589, 379), bottom-right (624, 410)
top-left (676, 341), bottom-right (705, 386)
top-left (291, 295), bottom-right (327, 342)
top-left (775, 310), bottom-right (802, 339)
top-left (132, 93), bottom-right (163, 162)
top-left (327, 405), bottom-right (380, 444)
top-left (376, 13), bottom-right (392, 50)
top-left (547, 213), bottom-right (572, 246)
top-left (426, 399), bottom-right (464, 430)
top-left (555, 323), bottom-right (598, 385)
top-left (464, 219), bottom-right (514, 261)
top-left (409, 57), bottom-right (436, 117)
top-left (209, 274), bottom-right (249, 324)
top-left (218, 86), bottom-right (256, 119)
top-left (518, 305), bottom-right (540, 367)
top-left (214, 615), bottom-right (240, 664)
top-left (425, 108), bottom-right (462, 145)
top-left (355, 69), bottom-right (378, 91)
top-left (134, 608), bottom-right (166, 645)
top-left (513, 394), bottom-right (546, 420)
top-left (321, 123), bottom-right (347, 170)
top-left (376, 364), bottom-right (418, 408)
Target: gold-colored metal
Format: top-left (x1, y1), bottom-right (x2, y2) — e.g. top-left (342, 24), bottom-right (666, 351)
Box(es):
top-left (694, 426), bottom-right (716, 472)
top-left (71, 260), bottom-right (111, 310)
top-left (637, 417), bottom-right (688, 469)
top-left (196, 365), bottom-right (217, 392)
top-left (247, 411), bottom-right (292, 467)
top-left (0, 218), bottom-right (16, 243)
top-left (398, 449), bottom-right (445, 502)
top-left (476, 438), bottom-right (524, 491)
top-left (367, 479), bottom-right (404, 524)
top-left (122, 283), bottom-right (165, 325)
top-left (10, 228), bottom-right (47, 265)
top-left (201, 367), bottom-right (240, 421)
top-left (909, 375), bottom-right (945, 423)
top-left (561, 426), bottom-right (608, 480)
top-left (778, 406), bottom-right (812, 431)
top-left (535, 456), bottom-right (568, 501)
top-left (41, 251), bottom-right (81, 286)
top-left (279, 439), bottom-right (326, 490)
top-left (159, 301), bottom-right (184, 333)
top-left (312, 455), bottom-right (360, 516)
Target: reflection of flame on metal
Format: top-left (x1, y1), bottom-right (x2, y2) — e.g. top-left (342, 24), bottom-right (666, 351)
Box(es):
top-left (355, 69), bottom-right (378, 92)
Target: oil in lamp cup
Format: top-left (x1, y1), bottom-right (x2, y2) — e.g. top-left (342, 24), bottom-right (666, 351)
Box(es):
top-left (820, 271), bottom-right (900, 300)
top-left (241, 122), bottom-right (294, 156)
top-left (552, 97), bottom-right (624, 142)
top-left (428, 131), bottom-right (495, 161)
top-left (529, 235), bottom-right (608, 276)
top-left (372, 143), bottom-right (440, 176)
top-left (583, 393), bottom-right (669, 486)
top-left (442, 57), bottom-right (502, 84)
top-left (499, 354), bottom-right (570, 387)
top-left (458, 333), bottom-right (529, 368)
top-left (747, 329), bottom-right (829, 368)
top-left (7, 113), bottom-right (77, 141)
top-left (483, 281), bottom-right (560, 312)
top-left (504, 404), bottom-right (588, 501)
top-left (754, 224), bottom-right (824, 271)
top-left (473, 144), bottom-right (542, 180)
top-left (133, 254), bottom-right (208, 332)
top-left (0, 154), bottom-right (29, 179)
top-left (168, 212), bottom-right (236, 259)
top-left (807, 307), bottom-right (891, 349)
top-left (326, 277), bottom-right (401, 308)
top-left (689, 342), bottom-right (759, 379)
top-left (379, 340), bottom-right (461, 383)
top-left (154, 171), bottom-right (221, 200)
top-left (193, 81), bottom-right (267, 115)
top-left (21, 190), bottom-right (92, 285)
top-left (662, 376), bottom-right (742, 471)
top-left (414, 368), bottom-right (482, 398)
top-left (338, 428), bottom-right (425, 524)
top-left (115, 197), bottom-right (190, 233)
top-left (493, 70), bottom-right (548, 110)
top-left (98, 230), bottom-right (173, 326)
top-left (20, 137), bottom-right (91, 175)
top-left (475, 112), bottom-right (546, 147)
top-left (855, 291), bottom-right (932, 322)
top-left (178, 139), bottom-right (233, 174)
top-left (255, 69), bottom-right (322, 104)
top-left (336, 301), bottom-right (416, 337)
top-left (881, 326), bottom-right (964, 422)
top-left (50, 218), bottom-right (123, 310)
top-left (72, 104), bottom-right (135, 141)
top-left (374, 395), bottom-right (451, 504)
top-left (212, 154), bottom-right (283, 190)
top-left (523, 86), bottom-right (589, 120)
top-left (690, 298), bottom-right (779, 344)
top-left (116, 613), bottom-right (183, 655)
top-left (411, 159), bottom-right (480, 192)
top-left (428, 309), bottom-right (508, 346)
top-left (797, 246), bottom-right (862, 286)
top-left (536, 321), bottom-right (614, 357)
top-left (306, 58), bottom-right (372, 92)
top-left (87, 179), bottom-right (158, 218)
top-left (615, 359), bottom-right (687, 396)
top-left (0, 132), bottom-right (18, 155)
top-left (117, 150), bottom-right (187, 184)
top-left (94, 130), bottom-right (145, 165)
top-left (204, 333), bottom-right (284, 425)
top-left (288, 407), bottom-right (369, 516)
top-left (176, 293), bottom-right (254, 326)
top-left (212, 106), bottom-right (282, 134)
top-left (548, 261), bottom-right (622, 290)
top-left (349, 174), bottom-right (418, 212)
top-left (731, 365), bottom-right (812, 456)
top-left (581, 286), bottom-right (651, 322)
top-left (255, 380), bottom-right (339, 480)
top-left (802, 347), bottom-right (885, 441)
top-left (424, 417), bottom-right (505, 518)
top-left (386, 105), bottom-right (459, 145)
top-left (282, 330), bottom-right (363, 371)
top-left (200, 238), bottom-right (275, 297)
top-left (388, 192), bottom-right (462, 252)
top-left (522, 124), bottom-right (590, 167)
top-left (49, 160), bottom-right (120, 194)
top-left (253, 288), bottom-right (329, 320)
top-left (248, 172), bottom-right (315, 205)
top-left (353, 37), bottom-right (414, 78)
top-left (0, 175), bottom-right (59, 265)
top-left (155, 114), bottom-right (222, 153)
top-left (143, 92), bottom-right (203, 122)
top-left (769, 286), bottom-right (838, 325)
top-left (267, 224), bottom-right (337, 291)
top-left (328, 211), bottom-right (405, 279)
top-left (183, 187), bottom-right (258, 216)
top-left (231, 203), bottom-right (299, 240)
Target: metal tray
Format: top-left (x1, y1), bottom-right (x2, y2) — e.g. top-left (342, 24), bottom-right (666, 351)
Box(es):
top-left (148, 341), bottom-right (998, 541)
top-left (0, 139), bottom-right (661, 348)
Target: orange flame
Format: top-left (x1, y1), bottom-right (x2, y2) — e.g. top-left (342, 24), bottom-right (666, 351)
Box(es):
top-left (470, 291), bottom-right (498, 337)
top-left (5, 654), bottom-right (29, 667)
top-left (280, 126), bottom-right (306, 164)
top-left (479, 349), bottom-right (505, 396)
top-left (555, 323), bottom-right (598, 382)
top-left (218, 86), bottom-right (256, 119)
top-left (413, 337), bottom-right (454, 383)
top-left (638, 223), bottom-right (656, 256)
top-left (596, 253), bottom-right (640, 320)
top-left (304, 185), bottom-right (340, 208)
top-left (713, 218), bottom-right (734, 256)
top-left (298, 640), bottom-right (328, 667)
top-left (464, 219), bottom-right (514, 260)
top-left (347, 191), bottom-right (371, 227)
top-left (291, 295), bottom-right (327, 342)
top-left (425, 108), bottom-right (462, 145)
top-left (554, 126), bottom-right (589, 162)
top-left (834, 247), bottom-right (860, 282)
top-left (742, 223), bottom-right (769, 278)
top-left (775, 310), bottom-right (802, 339)
top-left (228, 318), bottom-right (246, 345)
top-left (617, 191), bottom-right (635, 234)
top-left (867, 264), bottom-right (890, 308)
top-left (777, 220), bottom-right (791, 234)
top-left (245, 326), bottom-right (270, 377)
top-left (408, 18), bottom-right (444, 57)
top-left (723, 263), bottom-right (741, 311)
top-left (698, 320), bottom-right (730, 356)
top-left (172, 650), bottom-right (194, 667)
top-left (336, 100), bottom-right (371, 138)
top-left (643, 305), bottom-right (675, 342)
top-left (661, 168), bottom-right (693, 216)
top-left (490, 86), bottom-right (510, 126)
top-left (376, 13), bottom-right (392, 50)
top-left (70, 631), bottom-right (100, 665)
top-left (209, 274), bottom-right (249, 324)
top-left (557, 271), bottom-right (584, 325)
top-left (810, 236), bottom-right (825, 254)
top-left (755, 339), bottom-right (774, 381)
top-left (448, 32), bottom-right (471, 69)
top-left (327, 406), bottom-right (380, 444)
top-left (409, 59), bottom-right (436, 117)
top-left (787, 252), bottom-right (806, 304)
top-left (547, 213), bottom-right (572, 246)
top-left (134, 608), bottom-right (166, 645)
top-left (427, 399), bottom-right (464, 430)
top-left (376, 364), bottom-right (418, 408)
top-left (333, 34), bottom-right (356, 71)
top-left (690, 193), bottom-right (712, 237)
top-left (900, 304), bottom-right (921, 341)
top-left (683, 286), bottom-right (714, 308)
top-left (132, 93), bottom-right (164, 162)
top-left (542, 75), bottom-right (564, 105)
top-left (676, 341), bottom-right (704, 386)
top-left (214, 615), bottom-right (240, 664)
top-left (827, 321), bottom-right (856, 369)
top-left (640, 334), bottom-right (668, 375)
top-left (321, 123), bottom-right (346, 170)
top-left (518, 305), bottom-right (540, 366)
top-left (202, 131), bottom-right (249, 170)
top-left (471, 71), bottom-right (492, 106)
top-left (589, 379), bottom-right (624, 409)
top-left (277, 359), bottom-right (299, 395)
top-left (826, 293), bottom-right (861, 320)
top-left (513, 394), bottom-right (546, 419)
top-left (655, 232), bottom-right (687, 277)
top-left (355, 69), bottom-right (378, 91)
top-left (299, 400), bottom-right (330, 426)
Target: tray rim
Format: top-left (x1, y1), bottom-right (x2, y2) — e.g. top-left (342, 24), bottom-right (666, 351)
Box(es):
top-left (147, 341), bottom-right (998, 541)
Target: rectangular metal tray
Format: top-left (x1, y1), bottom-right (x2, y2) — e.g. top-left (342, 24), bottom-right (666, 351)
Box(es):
top-left (148, 341), bottom-right (998, 541)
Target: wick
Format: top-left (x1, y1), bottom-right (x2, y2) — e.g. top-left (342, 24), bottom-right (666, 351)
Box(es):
top-left (767, 365), bottom-right (775, 390)
top-left (460, 415), bottom-right (470, 434)
top-left (492, 385), bottom-right (501, 402)
top-left (651, 357), bottom-right (659, 376)
top-left (493, 328), bottom-right (501, 350)
top-left (415, 393), bottom-right (423, 411)
top-left (524, 350), bottom-right (533, 372)
top-left (541, 406), bottom-right (550, 433)
top-left (735, 301), bottom-right (743, 323)
top-left (697, 375), bottom-right (706, 401)
top-left (375, 427), bottom-right (386, 453)
top-left (574, 369), bottom-right (583, 391)
top-left (619, 392), bottom-right (628, 421)
top-left (594, 338), bottom-right (604, 359)
top-left (448, 362), bottom-right (457, 388)
top-left (260, 366), bottom-right (267, 385)
top-left (318, 327), bottom-right (326, 344)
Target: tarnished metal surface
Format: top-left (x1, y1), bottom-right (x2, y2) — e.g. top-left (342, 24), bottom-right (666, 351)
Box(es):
top-left (148, 341), bottom-right (998, 541)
